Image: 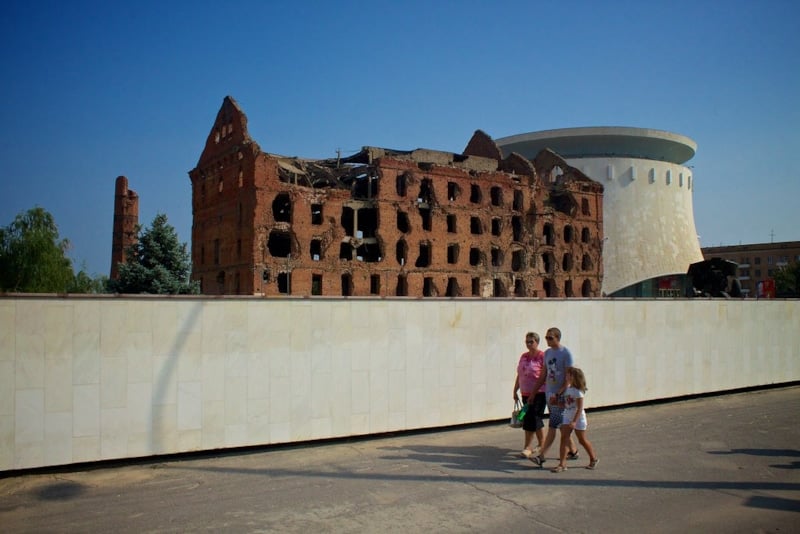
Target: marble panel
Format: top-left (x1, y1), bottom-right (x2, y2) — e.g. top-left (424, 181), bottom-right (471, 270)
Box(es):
top-left (101, 357), bottom-right (127, 409)
top-left (73, 384), bottom-right (100, 438)
top-left (44, 412), bottom-right (72, 465)
top-left (15, 389), bottom-right (44, 443)
top-left (0, 361), bottom-right (13, 415)
top-left (177, 381), bottom-right (202, 431)
top-left (45, 356), bottom-right (72, 413)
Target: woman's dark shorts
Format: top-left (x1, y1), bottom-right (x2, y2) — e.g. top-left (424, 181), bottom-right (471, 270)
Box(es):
top-left (521, 392), bottom-right (546, 432)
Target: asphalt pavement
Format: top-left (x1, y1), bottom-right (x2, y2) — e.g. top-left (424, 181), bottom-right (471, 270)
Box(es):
top-left (1, 385), bottom-right (798, 533)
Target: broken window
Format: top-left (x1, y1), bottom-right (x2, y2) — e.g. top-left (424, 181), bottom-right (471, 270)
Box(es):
top-left (214, 239), bottom-right (220, 264)
top-left (447, 214), bottom-right (457, 233)
top-left (447, 244), bottom-right (459, 264)
top-left (277, 272), bottom-right (291, 294)
top-left (267, 231), bottom-right (292, 258)
top-left (396, 239), bottom-right (407, 266)
top-left (565, 280), bottom-right (574, 297)
top-left (341, 273), bottom-right (352, 296)
top-left (356, 242), bottom-right (381, 262)
top-left (469, 248), bottom-right (483, 267)
top-left (310, 239), bottom-right (322, 261)
top-left (514, 279), bottom-right (525, 297)
top-left (582, 254), bottom-right (592, 271)
top-left (491, 247), bottom-right (503, 267)
top-left (581, 198), bottom-right (590, 216)
top-left (423, 277), bottom-right (437, 297)
top-left (491, 217), bottom-right (502, 236)
top-left (542, 252), bottom-right (555, 274)
top-left (562, 253), bottom-right (573, 272)
top-left (513, 190), bottom-right (523, 211)
top-left (397, 211), bottom-right (410, 233)
top-left (543, 223), bottom-right (555, 245)
top-left (582, 279), bottom-right (592, 297)
top-left (543, 278), bottom-right (555, 298)
top-left (396, 173), bottom-right (408, 196)
top-left (312, 274), bottom-right (322, 295)
top-left (470, 217), bottom-right (483, 235)
top-left (581, 227), bottom-right (591, 243)
top-left (370, 274), bottom-right (380, 295)
top-left (469, 184), bottom-right (483, 204)
top-left (415, 242), bottom-right (432, 268)
top-left (352, 171), bottom-right (378, 199)
top-left (512, 216), bottom-right (522, 242)
top-left (311, 204), bottom-right (323, 225)
top-left (471, 277), bottom-right (480, 296)
top-left (564, 225), bottom-right (574, 243)
top-left (419, 207), bottom-right (432, 231)
top-left (396, 275), bottom-right (408, 296)
top-left (493, 279), bottom-right (507, 298)
top-left (216, 271), bottom-right (225, 290)
top-left (341, 207), bottom-right (355, 237)
top-left (447, 182), bottom-right (460, 201)
top-left (550, 190), bottom-right (577, 216)
top-left (339, 242), bottom-right (352, 260)
top-left (357, 208), bottom-right (378, 238)
top-left (470, 184), bottom-right (482, 204)
top-left (511, 250), bottom-right (525, 272)
top-left (272, 193), bottom-right (292, 222)
top-left (417, 178), bottom-right (434, 205)
top-left (490, 186), bottom-right (503, 206)
top-left (445, 277), bottom-right (460, 297)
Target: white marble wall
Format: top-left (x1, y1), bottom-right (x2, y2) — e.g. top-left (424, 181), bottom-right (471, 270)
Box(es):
top-left (1, 296), bottom-right (798, 471)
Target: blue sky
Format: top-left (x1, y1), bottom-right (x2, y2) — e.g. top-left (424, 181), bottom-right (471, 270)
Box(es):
top-left (1, 0), bottom-right (798, 277)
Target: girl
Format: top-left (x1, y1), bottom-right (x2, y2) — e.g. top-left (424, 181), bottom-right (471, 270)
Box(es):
top-left (550, 367), bottom-right (599, 472)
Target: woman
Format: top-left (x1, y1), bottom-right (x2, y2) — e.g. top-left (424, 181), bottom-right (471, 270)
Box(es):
top-left (512, 332), bottom-right (546, 458)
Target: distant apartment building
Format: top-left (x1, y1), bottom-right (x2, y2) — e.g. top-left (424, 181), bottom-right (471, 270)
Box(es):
top-left (186, 96), bottom-right (604, 298)
top-left (701, 241), bottom-right (800, 297)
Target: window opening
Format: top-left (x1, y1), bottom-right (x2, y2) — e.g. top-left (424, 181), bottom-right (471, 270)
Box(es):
top-left (272, 193), bottom-right (292, 222)
top-left (396, 275), bottom-right (408, 296)
top-left (582, 279), bottom-right (592, 297)
top-left (447, 182), bottom-right (460, 201)
top-left (490, 186), bottom-right (502, 206)
top-left (581, 198), bottom-right (590, 216)
top-left (512, 216), bottom-right (522, 241)
top-left (581, 227), bottom-right (590, 243)
top-left (267, 231), bottom-right (292, 258)
top-left (423, 277), bottom-right (437, 297)
top-left (543, 279), bottom-right (555, 297)
top-left (396, 240), bottom-right (407, 266)
top-left (512, 250), bottom-right (524, 272)
top-left (469, 248), bottom-right (483, 266)
top-left (341, 273), bottom-right (352, 296)
top-left (311, 239), bottom-right (322, 261)
top-left (581, 254), bottom-right (592, 271)
top-left (471, 277), bottom-right (480, 296)
top-left (445, 277), bottom-right (460, 297)
top-left (339, 242), bottom-right (352, 260)
top-left (341, 207), bottom-right (355, 237)
top-left (493, 278), bottom-right (507, 297)
top-left (277, 272), bottom-right (291, 294)
top-left (417, 178), bottom-right (434, 205)
top-left (542, 252), bottom-right (554, 274)
top-left (415, 242), bottom-right (432, 267)
top-left (370, 274), bottom-right (380, 295)
top-left (311, 204), bottom-right (323, 225)
top-left (470, 217), bottom-right (483, 235)
top-left (470, 184), bottom-right (482, 203)
top-left (514, 279), bottom-right (525, 297)
top-left (565, 280), bottom-right (574, 297)
top-left (397, 211), bottom-right (410, 233)
top-left (419, 207), bottom-right (432, 231)
top-left (543, 223), bottom-right (555, 245)
top-left (491, 217), bottom-right (502, 236)
top-left (491, 247), bottom-right (503, 267)
top-left (513, 190), bottom-right (523, 211)
top-left (562, 253), bottom-right (573, 272)
top-left (564, 225), bottom-right (574, 243)
top-left (312, 274), bottom-right (322, 295)
top-left (396, 173), bottom-right (408, 196)
top-left (447, 244), bottom-right (459, 264)
top-left (447, 214), bottom-right (457, 233)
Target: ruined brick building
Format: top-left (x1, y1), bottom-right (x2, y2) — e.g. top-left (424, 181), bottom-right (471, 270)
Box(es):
top-left (188, 96), bottom-right (604, 298)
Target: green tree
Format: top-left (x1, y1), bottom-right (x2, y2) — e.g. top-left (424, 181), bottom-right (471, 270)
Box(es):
top-left (0, 207), bottom-right (75, 292)
top-left (109, 213), bottom-right (199, 295)
top-left (774, 261), bottom-right (800, 298)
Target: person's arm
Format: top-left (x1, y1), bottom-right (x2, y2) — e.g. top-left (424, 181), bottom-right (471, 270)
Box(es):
top-left (556, 366), bottom-right (573, 396)
top-left (529, 371), bottom-right (546, 404)
top-left (513, 374), bottom-right (520, 401)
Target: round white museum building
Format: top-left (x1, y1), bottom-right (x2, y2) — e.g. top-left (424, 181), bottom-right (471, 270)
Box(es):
top-left (496, 127), bottom-right (703, 297)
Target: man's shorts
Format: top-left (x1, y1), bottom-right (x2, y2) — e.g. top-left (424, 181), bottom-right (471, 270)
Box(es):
top-left (547, 402), bottom-right (564, 429)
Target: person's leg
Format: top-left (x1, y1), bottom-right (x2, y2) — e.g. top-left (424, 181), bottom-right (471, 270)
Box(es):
top-left (532, 392), bottom-right (547, 450)
top-left (520, 395), bottom-right (535, 456)
top-left (575, 430), bottom-right (598, 468)
top-left (551, 426), bottom-right (571, 472)
top-left (532, 402), bottom-right (562, 465)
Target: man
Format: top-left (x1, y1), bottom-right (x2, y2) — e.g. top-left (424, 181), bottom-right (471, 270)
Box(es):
top-left (528, 327), bottom-right (578, 467)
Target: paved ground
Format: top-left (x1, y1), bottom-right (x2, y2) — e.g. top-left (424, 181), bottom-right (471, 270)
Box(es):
top-left (1, 385), bottom-right (798, 533)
